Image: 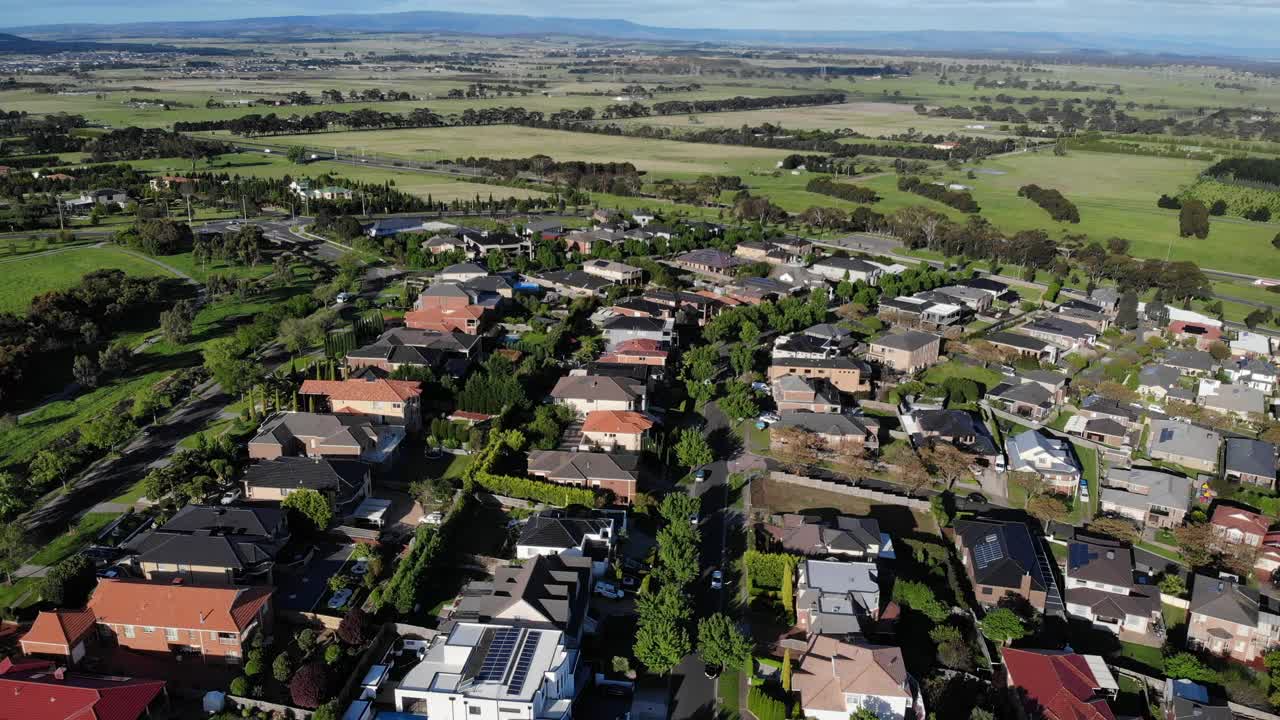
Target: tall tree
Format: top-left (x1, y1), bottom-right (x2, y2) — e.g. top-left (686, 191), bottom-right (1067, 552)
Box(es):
top-left (634, 617), bottom-right (691, 675)
top-left (697, 613), bottom-right (753, 670)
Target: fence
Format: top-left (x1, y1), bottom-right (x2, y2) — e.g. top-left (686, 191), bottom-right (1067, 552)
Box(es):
top-left (769, 471), bottom-right (931, 511)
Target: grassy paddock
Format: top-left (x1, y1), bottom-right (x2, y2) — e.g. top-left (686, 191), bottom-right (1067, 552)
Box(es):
top-left (0, 245), bottom-right (179, 314)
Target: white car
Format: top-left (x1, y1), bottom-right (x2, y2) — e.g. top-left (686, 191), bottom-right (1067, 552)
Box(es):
top-left (1147, 404), bottom-right (1162, 413)
top-left (350, 560), bottom-right (369, 576)
top-left (419, 512), bottom-right (444, 525)
top-left (335, 292), bottom-right (352, 304)
top-left (220, 488), bottom-right (242, 506)
top-left (327, 589), bottom-right (353, 610)
top-left (710, 570), bottom-right (723, 590)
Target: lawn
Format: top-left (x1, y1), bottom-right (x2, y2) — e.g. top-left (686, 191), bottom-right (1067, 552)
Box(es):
top-left (1120, 641), bottom-right (1164, 673)
top-left (29, 512), bottom-right (120, 566)
top-left (921, 361), bottom-right (1003, 390)
top-left (0, 245), bottom-right (179, 314)
top-left (749, 474), bottom-right (933, 536)
top-left (1049, 412), bottom-right (1075, 431)
top-left (717, 668), bottom-right (741, 712)
top-left (1072, 442), bottom-right (1100, 522)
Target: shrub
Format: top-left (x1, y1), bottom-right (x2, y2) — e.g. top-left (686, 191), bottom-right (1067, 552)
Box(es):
top-left (229, 675), bottom-right (249, 696)
top-left (748, 687), bottom-right (787, 720)
top-left (289, 663), bottom-right (328, 709)
top-left (324, 644), bottom-right (342, 665)
top-left (338, 606), bottom-right (372, 646)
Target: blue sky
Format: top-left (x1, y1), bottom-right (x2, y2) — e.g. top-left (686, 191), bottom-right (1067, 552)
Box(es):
top-left (4, 0), bottom-right (1278, 44)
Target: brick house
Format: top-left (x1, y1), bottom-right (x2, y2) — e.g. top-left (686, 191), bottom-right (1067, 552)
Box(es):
top-left (580, 410), bottom-right (655, 452)
top-left (550, 373), bottom-right (648, 415)
top-left (867, 331), bottom-right (940, 373)
top-left (525, 450), bottom-right (642, 504)
top-left (1211, 505), bottom-right (1270, 548)
top-left (768, 356), bottom-right (872, 394)
top-left (1187, 574), bottom-right (1280, 664)
top-left (403, 284), bottom-right (492, 334)
top-left (298, 377), bottom-right (423, 431)
top-left (772, 375), bottom-right (842, 414)
top-left (953, 519), bottom-right (1051, 612)
top-left (0, 658), bottom-right (168, 720)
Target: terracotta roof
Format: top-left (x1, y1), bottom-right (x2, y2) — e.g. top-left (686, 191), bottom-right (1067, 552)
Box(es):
top-left (449, 410), bottom-right (495, 422)
top-left (88, 580), bottom-right (271, 634)
top-left (300, 377), bottom-right (422, 403)
top-left (21, 609), bottom-right (96, 649)
top-left (614, 338), bottom-right (664, 353)
top-left (1001, 648), bottom-right (1115, 720)
top-left (794, 636), bottom-right (910, 714)
top-left (0, 658), bottom-right (166, 720)
top-left (582, 411), bottom-right (655, 435)
top-left (1212, 506), bottom-right (1269, 538)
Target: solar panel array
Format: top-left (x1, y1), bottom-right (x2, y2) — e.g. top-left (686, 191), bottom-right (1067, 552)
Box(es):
top-left (476, 627), bottom-right (521, 683)
top-left (973, 533), bottom-right (1004, 569)
top-left (507, 630), bottom-right (544, 696)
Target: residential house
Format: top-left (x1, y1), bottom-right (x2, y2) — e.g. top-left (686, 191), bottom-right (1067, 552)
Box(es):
top-left (120, 504), bottom-right (288, 586)
top-left (0, 658), bottom-right (167, 720)
top-left (522, 218), bottom-right (565, 239)
top-left (422, 234), bottom-right (467, 255)
top-left (952, 519), bottom-right (1051, 612)
top-left (346, 328), bottom-right (482, 377)
top-left (962, 276), bottom-right (1018, 304)
top-left (643, 289), bottom-right (724, 326)
top-left (1187, 573), bottom-right (1280, 664)
top-left (1163, 680), bottom-right (1233, 720)
top-left (516, 511), bottom-right (616, 578)
top-left (1147, 420), bottom-right (1221, 473)
top-left (1000, 648), bottom-right (1118, 720)
top-left (582, 259), bottom-right (643, 285)
top-left (580, 410), bottom-right (655, 452)
top-left (770, 412), bottom-right (880, 453)
top-left (810, 257), bottom-right (883, 285)
top-left (905, 409), bottom-right (998, 459)
top-left (1090, 287), bottom-right (1122, 314)
top-left (601, 316), bottom-right (675, 351)
top-left (1232, 332), bottom-right (1273, 359)
top-left (248, 412), bottom-right (404, 466)
top-left (793, 636), bottom-right (918, 720)
top-left (772, 375), bottom-right (842, 414)
top-left (298, 377), bottom-right (423, 430)
top-left (1170, 323), bottom-right (1225, 352)
top-left (550, 373), bottom-right (647, 414)
top-left (772, 333), bottom-right (843, 361)
top-left (768, 357), bottom-right (872, 394)
top-left (673, 248), bottom-right (745, 278)
top-left (932, 285), bottom-right (994, 314)
top-left (19, 610), bottom-right (98, 665)
top-left (1005, 430), bottom-right (1081, 494)
top-left (1226, 357), bottom-right (1278, 395)
top-left (984, 331), bottom-right (1059, 364)
top-left (450, 554), bottom-right (594, 639)
top-left (1099, 467), bottom-right (1192, 529)
top-left (461, 229), bottom-right (532, 259)
top-left (1198, 379), bottom-right (1266, 419)
top-left (404, 283), bottom-right (493, 334)
top-left (240, 457), bottom-right (372, 516)
top-left (525, 450), bottom-right (642, 504)
top-left (563, 230), bottom-right (616, 255)
top-left (1072, 417), bottom-right (1130, 447)
top-left (987, 378), bottom-right (1056, 422)
top-left (1019, 317), bottom-right (1096, 350)
top-left (609, 297), bottom-right (673, 321)
top-left (82, 188), bottom-right (130, 207)
top-left (437, 262), bottom-right (489, 284)
top-left (1211, 505), bottom-right (1270, 548)
top-left (1224, 439), bottom-right (1277, 489)
top-left (762, 514), bottom-right (886, 561)
top-left (393, 622), bottom-right (580, 719)
top-left (596, 338), bottom-right (670, 368)
top-left (867, 331), bottom-right (941, 373)
top-left (1063, 538), bottom-right (1162, 644)
top-left (535, 269), bottom-right (615, 298)
top-left (1138, 365), bottom-right (1183, 401)
top-left (796, 559), bottom-right (881, 635)
top-left (877, 294), bottom-right (967, 330)
top-left (1078, 396), bottom-right (1141, 429)
top-left (1166, 350), bottom-right (1218, 377)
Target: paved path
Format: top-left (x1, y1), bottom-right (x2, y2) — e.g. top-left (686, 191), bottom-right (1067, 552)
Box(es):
top-left (14, 564), bottom-right (49, 579)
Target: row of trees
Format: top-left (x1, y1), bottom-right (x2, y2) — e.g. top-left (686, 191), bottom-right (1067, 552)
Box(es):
top-left (898, 175), bottom-right (981, 213)
top-left (805, 176), bottom-right (882, 204)
top-left (1017, 184), bottom-right (1080, 223)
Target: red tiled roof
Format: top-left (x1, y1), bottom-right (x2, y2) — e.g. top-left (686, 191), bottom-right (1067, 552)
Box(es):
top-left (1212, 506), bottom-right (1269, 538)
top-left (87, 580), bottom-right (271, 635)
top-left (21, 609), bottom-right (96, 650)
top-left (614, 338), bottom-right (664, 353)
top-left (0, 657), bottom-right (166, 720)
top-left (300, 378), bottom-right (422, 403)
top-left (449, 411), bottom-right (495, 422)
top-left (582, 410), bottom-right (656, 435)
top-left (1169, 321), bottom-right (1222, 339)
top-left (1002, 648), bottom-right (1115, 720)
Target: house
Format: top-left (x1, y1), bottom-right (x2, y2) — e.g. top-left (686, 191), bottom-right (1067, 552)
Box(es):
top-left (1163, 680), bottom-right (1233, 720)
top-left (643, 289), bottom-right (725, 326)
top-left (932, 285), bottom-right (994, 313)
top-left (1226, 357), bottom-right (1278, 395)
top-left (601, 316), bottom-right (675, 351)
top-left (768, 357), bottom-right (872, 394)
top-left (793, 636), bottom-right (918, 720)
top-left (1099, 467), bottom-right (1192, 529)
top-left (1224, 439), bottom-right (1277, 489)
top-left (240, 457), bottom-right (372, 516)
top-left (1063, 538), bottom-right (1162, 644)
top-left (1006, 430), bottom-right (1081, 494)
top-left (347, 328), bottom-right (482, 376)
top-left (962, 276), bottom-right (1017, 303)
top-left (393, 622), bottom-right (580, 718)
top-left (1197, 379), bottom-right (1266, 420)
top-left (609, 297), bottom-right (673, 321)
top-left (437, 262), bottom-right (489, 284)
top-left (1090, 287), bottom-right (1122, 314)
top-left (772, 375), bottom-right (842, 414)
top-left (984, 331), bottom-right (1059, 364)
top-left (19, 610), bottom-right (99, 664)
top-left (1138, 365), bottom-right (1183, 400)
top-left (952, 518), bottom-right (1051, 612)
top-left (987, 378), bottom-right (1056, 422)
top-left (1147, 420), bottom-right (1221, 473)
top-left (772, 333), bottom-right (843, 361)
top-left (1000, 648), bottom-right (1118, 720)
top-left (1166, 350), bottom-right (1218, 377)
top-left (867, 331), bottom-right (940, 373)
top-left (522, 218), bottom-right (565, 238)
top-left (422, 234), bottom-right (467, 255)
top-left (516, 511), bottom-right (616, 578)
top-left (405, 283), bottom-right (493, 334)
top-left (563, 230), bottom-right (617, 255)
top-left (1232, 331), bottom-right (1273, 359)
top-left (1078, 395), bottom-right (1141, 429)
top-left (536, 269), bottom-right (615, 298)
top-left (673, 248), bottom-right (746, 278)
top-left (796, 559), bottom-right (881, 635)
top-left (582, 259), bottom-right (643, 285)
top-left (450, 554), bottom-right (594, 639)
top-left (299, 377), bottom-right (423, 431)
top-left (1074, 417), bottom-right (1129, 447)
top-left (1169, 323), bottom-right (1224, 352)
top-left (597, 338), bottom-right (670, 368)
top-left (248, 412), bottom-right (404, 465)
top-left (580, 410), bottom-right (655, 452)
top-left (461, 229), bottom-right (532, 259)
top-left (120, 504), bottom-right (288, 586)
top-left (1019, 317), bottom-right (1096, 349)
top-left (762, 514), bottom-right (886, 560)
top-left (771, 412), bottom-right (880, 453)
top-left (1211, 505), bottom-right (1269, 548)
top-left (877, 294), bottom-right (967, 330)
top-left (1186, 573), bottom-right (1280, 664)
top-left (84, 188), bottom-right (130, 206)
top-left (905, 408), bottom-right (997, 459)
top-left (810, 256), bottom-right (883, 285)
top-left (0, 658), bottom-right (167, 720)
top-left (550, 373), bottom-right (647, 414)
top-left (525, 450), bottom-right (642, 504)
top-left (311, 186), bottom-right (355, 201)
top-left (77, 579), bottom-right (271, 664)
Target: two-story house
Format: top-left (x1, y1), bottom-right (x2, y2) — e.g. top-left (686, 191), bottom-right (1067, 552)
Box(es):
top-left (1147, 420), bottom-right (1221, 473)
top-left (516, 512), bottom-right (616, 579)
top-left (796, 559), bottom-right (881, 636)
top-left (794, 636), bottom-right (918, 720)
top-left (1063, 538), bottom-right (1161, 645)
top-left (347, 328), bottom-right (483, 377)
top-left (121, 504), bottom-right (289, 585)
top-left (953, 519), bottom-right (1052, 613)
top-left (601, 316), bottom-right (675, 351)
top-left (768, 357), bottom-right (872, 394)
top-left (1006, 430), bottom-right (1081, 494)
top-left (1001, 648), bottom-right (1118, 720)
top-left (298, 377), bottom-right (424, 431)
top-left (248, 412), bottom-right (405, 466)
top-left (867, 331), bottom-right (940, 373)
top-left (762, 514), bottom-right (887, 560)
top-left (1187, 574), bottom-right (1280, 665)
top-left (1224, 439), bottom-right (1278, 489)
top-left (450, 554), bottom-right (594, 641)
top-left (240, 456), bottom-right (372, 517)
top-left (550, 373), bottom-right (648, 415)
top-left (579, 410), bottom-right (655, 452)
top-left (404, 283), bottom-right (493, 334)
top-left (773, 375), bottom-right (842, 414)
top-left (1098, 467), bottom-right (1191, 529)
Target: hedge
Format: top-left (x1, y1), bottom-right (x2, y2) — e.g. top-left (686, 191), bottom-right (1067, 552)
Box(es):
top-left (748, 687), bottom-right (787, 720)
top-left (745, 551), bottom-right (797, 590)
top-left (465, 429), bottom-right (597, 507)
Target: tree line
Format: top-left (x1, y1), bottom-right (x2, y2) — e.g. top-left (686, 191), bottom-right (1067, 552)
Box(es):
top-left (805, 177), bottom-right (882, 204)
top-left (897, 176), bottom-right (981, 213)
top-left (1017, 184), bottom-right (1080, 223)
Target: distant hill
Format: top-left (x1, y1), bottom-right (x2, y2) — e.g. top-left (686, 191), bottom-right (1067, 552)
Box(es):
top-left (0, 31), bottom-right (241, 55)
top-left (5, 11), bottom-right (1276, 60)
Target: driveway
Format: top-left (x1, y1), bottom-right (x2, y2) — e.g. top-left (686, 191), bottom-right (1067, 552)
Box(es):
top-left (276, 542), bottom-right (356, 612)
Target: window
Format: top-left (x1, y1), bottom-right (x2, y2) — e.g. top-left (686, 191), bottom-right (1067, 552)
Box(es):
top-left (981, 587), bottom-right (993, 596)
top-left (218, 632), bottom-right (239, 645)
top-left (142, 626), bottom-right (155, 634)
top-left (470, 707), bottom-right (482, 716)
top-left (166, 628), bottom-right (179, 641)
top-left (123, 625), bottom-right (136, 638)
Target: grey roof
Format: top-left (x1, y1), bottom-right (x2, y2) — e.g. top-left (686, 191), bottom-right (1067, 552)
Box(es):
top-left (1021, 316), bottom-right (1095, 341)
top-left (1081, 395), bottom-right (1140, 423)
top-left (540, 269), bottom-right (613, 293)
top-left (676, 248), bottom-right (744, 271)
top-left (423, 283), bottom-right (476, 300)
top-left (1148, 420), bottom-right (1221, 463)
top-left (1006, 429), bottom-right (1079, 477)
top-left (1201, 384), bottom-right (1266, 415)
top-left (871, 329), bottom-right (938, 352)
top-left (1084, 417), bottom-right (1128, 438)
top-left (123, 505), bottom-right (286, 571)
top-left (526, 451), bottom-right (642, 483)
top-left (1166, 681), bottom-right (1232, 720)
top-left (250, 412), bottom-right (380, 451)
top-left (1066, 538), bottom-right (1134, 588)
top-left (916, 409), bottom-right (982, 439)
top-left (452, 554), bottom-right (593, 637)
top-left (159, 504), bottom-right (285, 537)
top-left (768, 514), bottom-right (883, 557)
top-left (550, 374), bottom-right (645, 402)
top-left (517, 512), bottom-right (613, 551)
top-left (1139, 364), bottom-right (1182, 390)
top-left (1166, 350), bottom-right (1217, 373)
top-left (804, 323), bottom-right (853, 341)
top-left (1188, 574), bottom-right (1280, 627)
top-left (241, 457), bottom-right (370, 500)
top-left (772, 411), bottom-right (875, 440)
top-left (440, 262), bottom-right (488, 276)
top-left (1058, 298), bottom-right (1104, 314)
top-left (986, 331), bottom-right (1054, 352)
top-left (989, 380), bottom-right (1054, 408)
top-left (602, 315), bottom-right (669, 333)
top-left (953, 519), bottom-right (1048, 593)
top-left (1101, 467), bottom-right (1192, 513)
top-left (1224, 439), bottom-right (1278, 479)
top-left (797, 559), bottom-right (879, 635)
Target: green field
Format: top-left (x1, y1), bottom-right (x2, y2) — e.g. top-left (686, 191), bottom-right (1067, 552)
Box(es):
top-left (0, 245), bottom-right (178, 314)
top-left (618, 101), bottom-right (1025, 138)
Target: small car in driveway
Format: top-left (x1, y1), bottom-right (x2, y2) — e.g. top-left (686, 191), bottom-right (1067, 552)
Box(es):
top-left (594, 581), bottom-right (624, 600)
top-left (220, 488), bottom-right (242, 505)
top-left (327, 589), bottom-right (353, 610)
top-left (710, 569), bottom-right (723, 590)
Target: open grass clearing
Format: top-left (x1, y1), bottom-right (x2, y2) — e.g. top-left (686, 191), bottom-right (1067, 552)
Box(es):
top-left (0, 245), bottom-right (178, 315)
top-left (29, 512), bottom-right (120, 566)
top-left (749, 474), bottom-right (934, 536)
top-left (615, 101), bottom-right (1023, 138)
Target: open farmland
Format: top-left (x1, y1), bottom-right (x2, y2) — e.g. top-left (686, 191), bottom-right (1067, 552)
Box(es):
top-left (258, 126), bottom-right (798, 175)
top-left (0, 245), bottom-right (178, 314)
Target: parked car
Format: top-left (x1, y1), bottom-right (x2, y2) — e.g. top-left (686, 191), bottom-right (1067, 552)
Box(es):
top-left (710, 569), bottom-right (723, 590)
top-left (420, 511), bottom-right (444, 525)
top-left (350, 560), bottom-right (369, 576)
top-left (594, 581), bottom-right (623, 600)
top-left (758, 412), bottom-right (781, 424)
top-left (220, 488), bottom-right (242, 506)
top-left (1147, 404), bottom-right (1162, 413)
top-left (335, 292), bottom-right (352, 305)
top-left (621, 575), bottom-right (639, 589)
top-left (328, 589), bottom-right (353, 610)
top-left (704, 664), bottom-right (721, 679)
top-left (694, 468), bottom-right (708, 483)
top-left (966, 492), bottom-right (988, 504)
top-left (689, 513), bottom-right (699, 526)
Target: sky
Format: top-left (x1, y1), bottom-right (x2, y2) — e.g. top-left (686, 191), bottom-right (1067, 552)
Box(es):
top-left (3, 0), bottom-right (1279, 44)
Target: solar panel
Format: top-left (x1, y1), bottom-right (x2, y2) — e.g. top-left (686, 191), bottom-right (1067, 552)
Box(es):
top-left (507, 630), bottom-right (543, 696)
top-left (476, 627), bottom-right (521, 683)
top-left (973, 538), bottom-right (1004, 569)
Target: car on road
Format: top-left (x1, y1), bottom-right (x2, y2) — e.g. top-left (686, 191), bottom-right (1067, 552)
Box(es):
top-left (966, 492), bottom-right (988, 504)
top-left (220, 488), bottom-right (242, 506)
top-left (327, 589), bottom-right (353, 610)
top-left (335, 292), bottom-right (352, 304)
top-left (710, 569), bottom-right (723, 590)
top-left (621, 575), bottom-right (639, 590)
top-left (694, 468), bottom-right (708, 483)
top-left (1147, 404), bottom-right (1163, 413)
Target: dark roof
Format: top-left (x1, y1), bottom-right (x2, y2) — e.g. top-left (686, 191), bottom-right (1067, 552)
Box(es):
top-left (159, 504), bottom-right (284, 537)
top-left (916, 409), bottom-right (982, 438)
top-left (1085, 417), bottom-right (1128, 438)
top-left (1081, 395), bottom-right (1140, 422)
top-left (767, 514), bottom-right (882, 556)
top-left (773, 411), bottom-right (875, 439)
top-left (517, 512), bottom-right (613, 550)
top-left (1066, 538), bottom-right (1133, 588)
top-left (1224, 438), bottom-right (1278, 479)
top-left (1058, 298), bottom-right (1104, 314)
top-left (540, 269), bottom-right (613, 293)
top-left (1022, 317), bottom-right (1095, 341)
top-left (961, 277), bottom-right (1009, 293)
top-left (954, 519), bottom-right (1047, 593)
top-left (676, 248), bottom-right (743, 271)
top-left (771, 356), bottom-right (871, 373)
top-left (453, 554), bottom-right (593, 637)
top-left (241, 457), bottom-right (369, 500)
top-left (612, 297), bottom-right (669, 316)
top-left (986, 331), bottom-right (1053, 352)
top-left (989, 380), bottom-right (1053, 408)
top-left (123, 505), bottom-right (286, 570)
top-left (603, 315), bottom-right (669, 333)
top-left (1166, 350), bottom-right (1216, 372)
top-left (526, 450), bottom-right (642, 483)
top-left (871, 330), bottom-right (938, 352)
top-left (1189, 573), bottom-right (1278, 627)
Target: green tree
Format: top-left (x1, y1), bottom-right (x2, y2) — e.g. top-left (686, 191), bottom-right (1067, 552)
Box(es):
top-left (0, 522), bottom-right (32, 584)
top-left (980, 608), bottom-right (1026, 645)
top-left (42, 555), bottom-right (96, 606)
top-left (282, 488), bottom-right (333, 533)
top-left (273, 652), bottom-right (292, 682)
top-left (697, 613), bottom-right (753, 670)
top-left (1179, 200), bottom-right (1210, 239)
top-left (659, 493), bottom-right (701, 526)
top-left (28, 449), bottom-right (76, 490)
top-left (892, 580), bottom-right (948, 622)
top-left (287, 145), bottom-right (308, 164)
top-left (79, 413), bottom-right (137, 451)
top-left (312, 702), bottom-right (340, 720)
top-left (674, 428), bottom-right (714, 469)
top-left (781, 561), bottom-right (795, 621)
top-left (203, 338), bottom-right (264, 396)
top-left (782, 648), bottom-right (792, 692)
top-left (1165, 652), bottom-right (1217, 683)
top-left (1158, 574), bottom-right (1187, 597)
top-left (634, 617), bottom-right (691, 675)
